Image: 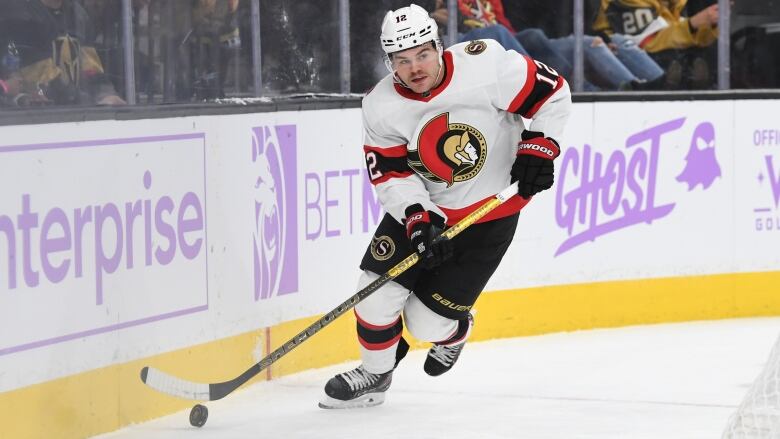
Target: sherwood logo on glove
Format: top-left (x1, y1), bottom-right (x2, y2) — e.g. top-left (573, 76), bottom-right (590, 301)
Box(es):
top-left (518, 142), bottom-right (557, 157)
top-left (517, 136), bottom-right (560, 159)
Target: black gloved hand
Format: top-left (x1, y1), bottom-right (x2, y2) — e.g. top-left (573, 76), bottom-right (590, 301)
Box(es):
top-left (510, 131), bottom-right (561, 199)
top-left (404, 204), bottom-right (454, 270)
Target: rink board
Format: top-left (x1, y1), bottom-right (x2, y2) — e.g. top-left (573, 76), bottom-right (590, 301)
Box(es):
top-left (1, 99), bottom-right (779, 438)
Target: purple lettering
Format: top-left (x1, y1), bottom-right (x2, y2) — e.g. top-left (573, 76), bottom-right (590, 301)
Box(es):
top-left (324, 171), bottom-right (340, 238)
top-left (626, 119), bottom-right (683, 222)
top-left (18, 194), bottom-right (39, 287)
top-left (305, 173), bottom-right (321, 240)
top-left (40, 208), bottom-right (71, 284)
top-left (601, 153), bottom-right (625, 216)
top-left (555, 147), bottom-right (579, 235)
top-left (95, 203), bottom-right (123, 305)
top-left (0, 169), bottom-right (204, 305)
top-left (343, 169), bottom-right (360, 234)
top-left (154, 196), bottom-right (176, 265)
top-left (362, 173), bottom-right (382, 233)
top-left (144, 171), bottom-right (153, 266)
top-left (555, 118), bottom-right (683, 255)
top-left (177, 192), bottom-right (203, 259)
top-left (765, 155), bottom-right (780, 208)
top-left (623, 149), bottom-right (647, 213)
top-left (0, 215), bottom-right (16, 289)
top-left (305, 169), bottom-right (381, 240)
top-left (74, 206), bottom-right (92, 278)
top-left (144, 198), bottom-right (153, 266)
top-left (125, 200), bottom-right (142, 269)
top-left (755, 130), bottom-right (780, 146)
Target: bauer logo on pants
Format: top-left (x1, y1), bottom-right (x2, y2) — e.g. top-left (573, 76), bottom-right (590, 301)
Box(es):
top-left (252, 125), bottom-right (299, 300)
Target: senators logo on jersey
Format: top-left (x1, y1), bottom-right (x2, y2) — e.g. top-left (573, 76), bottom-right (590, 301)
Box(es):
top-left (370, 235), bottom-right (395, 261)
top-left (464, 40), bottom-right (487, 55)
top-left (408, 113), bottom-right (487, 187)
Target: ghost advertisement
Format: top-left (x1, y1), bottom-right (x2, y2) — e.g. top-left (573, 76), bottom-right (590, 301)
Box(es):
top-left (555, 116), bottom-right (722, 256)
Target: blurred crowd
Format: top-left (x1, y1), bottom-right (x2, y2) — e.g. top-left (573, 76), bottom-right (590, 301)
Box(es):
top-left (0, 0), bottom-right (246, 107)
top-left (0, 0), bottom-right (778, 109)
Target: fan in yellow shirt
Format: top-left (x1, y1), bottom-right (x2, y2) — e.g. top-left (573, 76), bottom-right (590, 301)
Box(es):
top-left (593, 0), bottom-right (719, 89)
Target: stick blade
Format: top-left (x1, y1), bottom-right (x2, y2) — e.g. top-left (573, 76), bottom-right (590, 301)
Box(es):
top-left (140, 366), bottom-right (211, 401)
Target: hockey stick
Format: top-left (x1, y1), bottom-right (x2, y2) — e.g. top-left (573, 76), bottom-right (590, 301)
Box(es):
top-left (140, 182), bottom-right (519, 401)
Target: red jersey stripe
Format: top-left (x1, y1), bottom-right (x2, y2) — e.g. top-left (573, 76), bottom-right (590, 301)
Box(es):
top-left (355, 311), bottom-right (402, 331)
top-left (358, 333), bottom-right (402, 351)
top-left (524, 76), bottom-right (564, 118)
top-left (439, 193), bottom-right (530, 226)
top-left (363, 144), bottom-right (408, 158)
top-left (507, 55), bottom-right (538, 114)
top-left (370, 171), bottom-right (415, 185)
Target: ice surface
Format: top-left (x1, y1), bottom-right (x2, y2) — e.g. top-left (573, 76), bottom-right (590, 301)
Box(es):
top-left (96, 318), bottom-right (780, 439)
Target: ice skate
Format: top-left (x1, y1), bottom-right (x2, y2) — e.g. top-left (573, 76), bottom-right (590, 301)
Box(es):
top-left (424, 313), bottom-right (474, 376)
top-left (319, 365), bottom-right (393, 409)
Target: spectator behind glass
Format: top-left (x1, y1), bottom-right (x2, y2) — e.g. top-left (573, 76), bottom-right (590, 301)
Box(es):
top-left (186, 0), bottom-right (241, 100)
top-left (0, 0), bottom-right (125, 107)
top-left (593, 0), bottom-right (718, 89)
top-left (81, 0), bottom-right (150, 103)
top-left (451, 0), bottom-right (664, 90)
top-left (80, 0), bottom-right (242, 103)
top-left (429, 1), bottom-right (580, 85)
top-left (0, 41), bottom-right (27, 107)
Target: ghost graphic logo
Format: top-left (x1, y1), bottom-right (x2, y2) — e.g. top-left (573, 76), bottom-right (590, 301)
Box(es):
top-left (677, 122), bottom-right (721, 190)
top-left (408, 113), bottom-right (486, 187)
top-left (252, 125), bottom-right (299, 300)
top-left (555, 117), bottom-right (722, 256)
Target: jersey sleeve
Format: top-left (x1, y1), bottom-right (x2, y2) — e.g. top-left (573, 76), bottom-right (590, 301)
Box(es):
top-left (492, 44), bottom-right (572, 139)
top-left (362, 105), bottom-right (445, 224)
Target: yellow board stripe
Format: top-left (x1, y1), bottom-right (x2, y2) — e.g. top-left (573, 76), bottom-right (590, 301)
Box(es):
top-left (3, 271), bottom-right (780, 439)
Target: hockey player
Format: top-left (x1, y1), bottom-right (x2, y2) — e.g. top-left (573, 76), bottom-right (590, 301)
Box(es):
top-left (319, 3), bottom-right (571, 409)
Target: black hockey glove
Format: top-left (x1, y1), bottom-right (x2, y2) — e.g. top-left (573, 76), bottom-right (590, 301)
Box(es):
top-left (404, 204), bottom-right (454, 270)
top-left (511, 131), bottom-right (561, 199)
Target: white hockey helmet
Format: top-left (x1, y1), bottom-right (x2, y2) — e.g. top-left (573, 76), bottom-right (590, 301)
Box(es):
top-left (380, 4), bottom-right (440, 55)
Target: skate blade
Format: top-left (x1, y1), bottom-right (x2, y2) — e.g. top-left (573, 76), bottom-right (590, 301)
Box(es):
top-left (318, 392), bottom-right (385, 409)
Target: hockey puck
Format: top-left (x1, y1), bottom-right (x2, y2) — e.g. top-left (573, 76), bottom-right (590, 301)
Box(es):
top-left (189, 404), bottom-right (208, 428)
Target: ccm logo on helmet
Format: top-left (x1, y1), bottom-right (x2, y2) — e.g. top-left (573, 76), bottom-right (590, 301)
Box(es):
top-left (396, 33), bottom-right (416, 41)
top-left (518, 143), bottom-right (555, 157)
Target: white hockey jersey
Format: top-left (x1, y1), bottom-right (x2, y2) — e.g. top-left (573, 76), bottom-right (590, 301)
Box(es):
top-left (362, 38), bottom-right (571, 225)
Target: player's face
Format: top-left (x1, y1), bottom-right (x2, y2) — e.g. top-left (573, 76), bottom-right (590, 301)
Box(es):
top-left (391, 44), bottom-right (441, 94)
